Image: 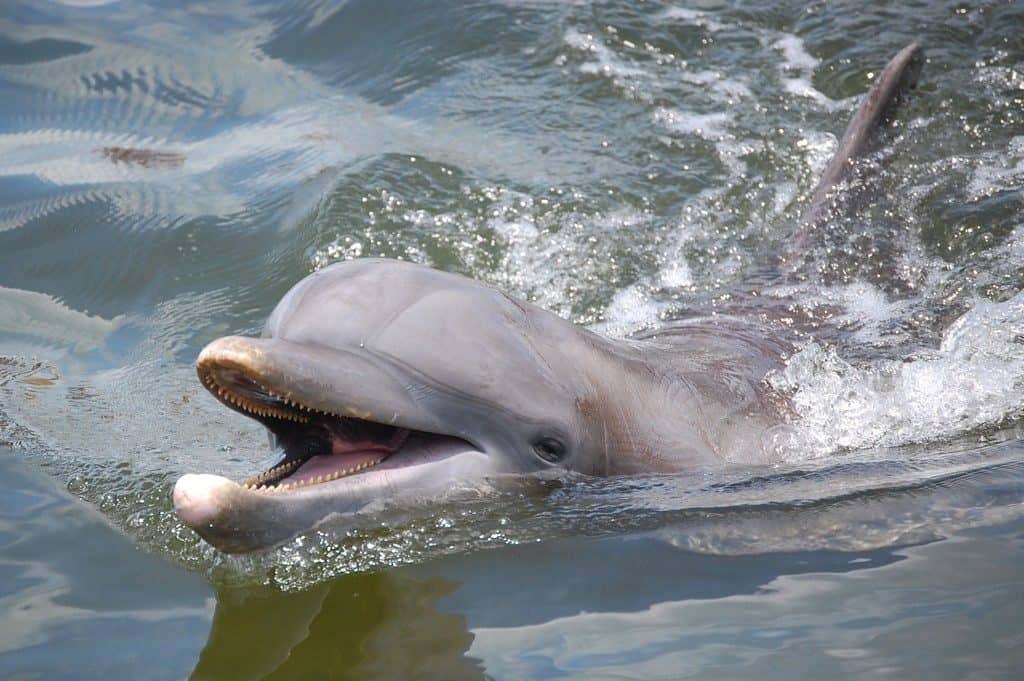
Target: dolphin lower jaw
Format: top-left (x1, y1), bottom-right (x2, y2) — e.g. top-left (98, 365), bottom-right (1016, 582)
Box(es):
top-left (172, 435), bottom-right (490, 553)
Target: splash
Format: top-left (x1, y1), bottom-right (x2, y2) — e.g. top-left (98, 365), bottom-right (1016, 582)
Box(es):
top-left (770, 292), bottom-right (1024, 456)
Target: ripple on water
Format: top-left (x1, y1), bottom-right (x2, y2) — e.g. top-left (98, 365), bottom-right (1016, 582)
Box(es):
top-left (0, 0), bottom-right (1022, 589)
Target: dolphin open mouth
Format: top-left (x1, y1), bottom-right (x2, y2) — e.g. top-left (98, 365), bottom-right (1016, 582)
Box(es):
top-left (173, 334), bottom-right (498, 552)
top-left (194, 348), bottom-right (461, 493)
top-left (173, 334), bottom-right (498, 553)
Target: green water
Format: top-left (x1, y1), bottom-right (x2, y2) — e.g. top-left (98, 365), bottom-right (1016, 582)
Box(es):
top-left (2, 0), bottom-right (1023, 678)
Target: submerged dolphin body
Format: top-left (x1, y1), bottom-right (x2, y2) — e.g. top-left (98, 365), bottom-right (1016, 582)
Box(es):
top-left (174, 43), bottom-right (924, 552)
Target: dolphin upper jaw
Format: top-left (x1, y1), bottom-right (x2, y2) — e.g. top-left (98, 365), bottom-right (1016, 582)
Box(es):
top-left (196, 335), bottom-right (448, 435)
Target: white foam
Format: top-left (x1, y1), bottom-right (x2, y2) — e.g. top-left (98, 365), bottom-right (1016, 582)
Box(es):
top-left (780, 281), bottom-right (912, 344)
top-left (491, 216), bottom-right (540, 240)
top-left (681, 70), bottom-right (754, 101)
top-left (658, 260), bottom-right (693, 288)
top-left (1002, 224), bottom-right (1024, 260)
top-left (831, 283), bottom-right (910, 343)
top-left (796, 130), bottom-right (838, 177)
top-left (662, 7), bottom-right (730, 33)
top-left (967, 135), bottom-right (1024, 199)
top-left (782, 77), bottom-right (840, 109)
top-left (772, 181), bottom-right (798, 216)
top-left (652, 107), bottom-right (732, 141)
top-left (652, 108), bottom-right (758, 182)
top-left (770, 35), bottom-right (840, 109)
top-left (773, 35), bottom-right (819, 72)
top-left (592, 284), bottom-right (664, 338)
top-left (769, 292), bottom-right (1024, 457)
top-left (563, 29), bottom-right (647, 80)
top-left (514, 209), bottom-right (654, 324)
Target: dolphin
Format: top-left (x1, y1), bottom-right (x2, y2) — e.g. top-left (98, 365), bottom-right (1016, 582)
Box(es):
top-left (174, 43), bottom-right (924, 553)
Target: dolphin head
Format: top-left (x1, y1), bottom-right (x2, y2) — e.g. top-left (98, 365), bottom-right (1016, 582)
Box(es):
top-left (173, 259), bottom-right (609, 552)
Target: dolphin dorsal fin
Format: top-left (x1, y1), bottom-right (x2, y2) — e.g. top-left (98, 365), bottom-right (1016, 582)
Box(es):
top-left (797, 42), bottom-right (924, 235)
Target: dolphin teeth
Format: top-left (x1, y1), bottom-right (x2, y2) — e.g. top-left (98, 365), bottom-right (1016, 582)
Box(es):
top-left (241, 453), bottom-right (389, 492)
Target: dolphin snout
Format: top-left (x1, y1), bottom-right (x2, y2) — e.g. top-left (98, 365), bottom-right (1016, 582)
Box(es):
top-left (173, 473), bottom-right (237, 529)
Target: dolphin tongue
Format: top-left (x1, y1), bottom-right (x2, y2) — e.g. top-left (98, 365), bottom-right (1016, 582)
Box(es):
top-left (287, 425), bottom-right (410, 484)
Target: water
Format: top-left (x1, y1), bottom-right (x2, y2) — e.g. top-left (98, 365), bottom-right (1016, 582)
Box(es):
top-left (1, 0), bottom-right (1023, 677)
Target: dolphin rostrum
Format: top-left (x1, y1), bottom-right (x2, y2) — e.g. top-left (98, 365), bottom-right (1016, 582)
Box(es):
top-left (174, 43), bottom-right (924, 553)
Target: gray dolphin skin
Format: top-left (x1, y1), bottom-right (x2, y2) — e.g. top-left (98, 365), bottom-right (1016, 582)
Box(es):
top-left (174, 43), bottom-right (924, 553)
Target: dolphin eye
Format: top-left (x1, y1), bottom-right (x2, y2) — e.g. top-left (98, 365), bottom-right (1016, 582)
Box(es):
top-left (533, 437), bottom-right (566, 463)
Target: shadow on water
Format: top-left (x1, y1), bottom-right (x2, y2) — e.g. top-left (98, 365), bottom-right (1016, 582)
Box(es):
top-left (193, 574), bottom-right (480, 681)
top-left (191, 511), bottom-right (1024, 679)
top-left (191, 534), bottom-right (906, 680)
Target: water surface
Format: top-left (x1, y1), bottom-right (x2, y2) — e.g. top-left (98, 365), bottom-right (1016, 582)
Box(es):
top-left (1, 0), bottom-right (1023, 678)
